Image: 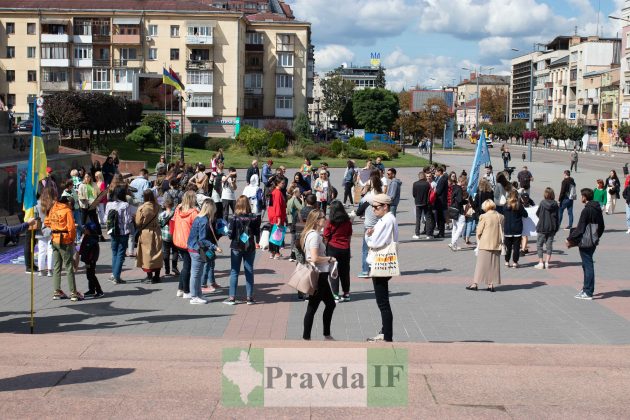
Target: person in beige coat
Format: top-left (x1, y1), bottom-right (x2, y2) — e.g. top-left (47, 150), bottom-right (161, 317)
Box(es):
top-left (135, 189), bottom-right (163, 284)
top-left (467, 199), bottom-right (504, 292)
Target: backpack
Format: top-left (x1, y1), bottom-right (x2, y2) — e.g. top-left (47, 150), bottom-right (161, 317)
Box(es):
top-left (569, 183), bottom-right (577, 200)
top-left (235, 218), bottom-right (255, 252)
top-left (428, 187), bottom-right (437, 206)
top-left (106, 208), bottom-right (120, 236)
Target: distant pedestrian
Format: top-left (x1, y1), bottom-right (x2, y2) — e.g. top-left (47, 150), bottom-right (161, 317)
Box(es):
top-left (447, 175), bottom-right (466, 251)
top-left (501, 148), bottom-right (511, 170)
top-left (342, 160), bottom-right (356, 207)
top-left (105, 187), bottom-right (134, 284)
top-left (570, 147), bottom-right (579, 172)
top-left (385, 168), bottom-right (402, 216)
top-left (517, 166), bottom-right (533, 195)
top-left (135, 190), bottom-right (163, 284)
top-left (566, 188), bottom-right (605, 300)
top-left (412, 171), bottom-right (431, 239)
top-left (558, 170), bottom-right (577, 230)
top-left (593, 179), bottom-right (607, 209)
top-left (80, 222), bottom-right (103, 299)
top-left (159, 196), bottom-right (179, 276)
top-left (623, 182), bottom-right (630, 234)
top-left (604, 170), bottom-right (621, 215)
top-left (535, 187), bottom-right (559, 269)
top-left (503, 191), bottom-right (528, 268)
top-left (466, 199), bottom-right (504, 292)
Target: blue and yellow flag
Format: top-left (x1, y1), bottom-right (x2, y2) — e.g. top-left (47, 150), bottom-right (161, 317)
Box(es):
top-left (162, 67), bottom-right (183, 91)
top-left (23, 110), bottom-right (47, 220)
top-left (466, 130), bottom-right (491, 196)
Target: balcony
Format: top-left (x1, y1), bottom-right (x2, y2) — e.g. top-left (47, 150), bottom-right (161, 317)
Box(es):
top-left (585, 118), bottom-right (598, 126)
top-left (41, 80), bottom-right (69, 91)
top-left (245, 60), bottom-right (263, 72)
top-left (113, 58), bottom-right (143, 68)
top-left (73, 34), bottom-right (92, 43)
top-left (41, 58), bottom-right (70, 67)
top-left (245, 44), bottom-right (264, 52)
top-left (276, 87), bottom-right (293, 96)
top-left (245, 87), bottom-right (263, 95)
top-left (277, 43), bottom-right (295, 52)
top-left (41, 34), bottom-right (69, 43)
top-left (188, 83), bottom-right (213, 93)
top-left (113, 81), bottom-right (133, 91)
top-left (601, 112), bottom-right (613, 120)
top-left (72, 81), bottom-right (90, 91)
top-left (93, 34), bottom-right (111, 43)
top-left (186, 34), bottom-right (213, 45)
top-left (112, 34), bottom-right (140, 44)
top-left (73, 58), bottom-right (93, 68)
top-left (275, 107), bottom-right (293, 118)
top-left (276, 66), bottom-right (294, 75)
top-left (92, 81), bottom-right (111, 90)
top-left (186, 60), bottom-right (213, 71)
top-left (93, 58), bottom-right (110, 67)
top-left (186, 106), bottom-right (213, 118)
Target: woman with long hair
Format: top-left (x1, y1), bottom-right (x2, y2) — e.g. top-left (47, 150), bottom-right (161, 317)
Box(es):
top-left (503, 190), bottom-right (528, 268)
top-left (605, 169), bottom-right (621, 214)
top-left (301, 209), bottom-right (337, 340)
top-left (467, 199), bottom-right (504, 292)
top-left (94, 171), bottom-right (107, 225)
top-left (494, 171), bottom-right (512, 214)
top-left (107, 173), bottom-right (127, 201)
top-left (135, 189), bottom-right (163, 284)
top-left (448, 175), bottom-right (466, 251)
top-left (36, 186), bottom-right (56, 277)
top-left (324, 201), bottom-right (352, 301)
top-left (225, 196), bottom-right (260, 305)
top-left (77, 173), bottom-right (103, 240)
top-left (292, 172), bottom-right (312, 196)
top-left (535, 187), bottom-right (559, 269)
top-left (172, 190), bottom-right (199, 298)
top-left (267, 177), bottom-right (287, 259)
top-left (314, 170), bottom-right (331, 214)
top-left (342, 160), bottom-right (356, 207)
top-left (301, 158), bottom-right (312, 186)
top-left (187, 200), bottom-right (222, 304)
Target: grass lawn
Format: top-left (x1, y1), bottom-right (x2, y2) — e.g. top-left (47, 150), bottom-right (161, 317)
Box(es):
top-left (102, 138), bottom-right (433, 170)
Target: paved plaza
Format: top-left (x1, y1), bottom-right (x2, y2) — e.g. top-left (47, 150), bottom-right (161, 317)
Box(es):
top-left (2, 143), bottom-right (630, 417)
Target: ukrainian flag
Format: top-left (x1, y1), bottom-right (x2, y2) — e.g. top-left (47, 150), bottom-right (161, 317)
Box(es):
top-left (23, 110), bottom-right (47, 220)
top-left (163, 67), bottom-right (183, 91)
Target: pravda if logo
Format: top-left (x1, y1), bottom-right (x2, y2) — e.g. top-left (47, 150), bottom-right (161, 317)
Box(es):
top-left (222, 348), bottom-right (408, 407)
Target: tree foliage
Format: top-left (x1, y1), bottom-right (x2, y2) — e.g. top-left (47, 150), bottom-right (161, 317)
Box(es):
top-left (619, 122), bottom-right (630, 144)
top-left (237, 125), bottom-right (270, 155)
top-left (321, 68), bottom-right (356, 124)
top-left (293, 112), bottom-right (310, 139)
top-left (418, 97), bottom-right (450, 139)
top-left (125, 126), bottom-right (156, 151)
top-left (393, 90), bottom-right (424, 141)
top-left (480, 121), bottom-right (526, 140)
top-left (479, 87), bottom-right (508, 124)
top-left (352, 88), bottom-right (399, 133)
top-left (142, 113), bottom-right (170, 144)
top-left (375, 66), bottom-right (386, 89)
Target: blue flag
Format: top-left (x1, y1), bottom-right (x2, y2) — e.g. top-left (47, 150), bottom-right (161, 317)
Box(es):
top-left (23, 110), bottom-right (47, 220)
top-left (466, 131), bottom-right (491, 196)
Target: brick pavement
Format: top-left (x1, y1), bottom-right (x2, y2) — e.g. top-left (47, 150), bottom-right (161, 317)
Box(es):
top-left (1, 146), bottom-right (630, 344)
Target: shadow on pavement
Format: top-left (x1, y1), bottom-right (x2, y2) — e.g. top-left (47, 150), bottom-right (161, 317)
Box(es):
top-left (0, 367), bottom-right (135, 392)
top-left (401, 268), bottom-right (451, 275)
top-left (497, 281), bottom-right (547, 292)
top-left (594, 290), bottom-right (630, 299)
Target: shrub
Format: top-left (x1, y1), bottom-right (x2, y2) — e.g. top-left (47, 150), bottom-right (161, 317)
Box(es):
top-left (237, 125), bottom-right (269, 155)
top-left (367, 150), bottom-right (391, 160)
top-left (330, 139), bottom-right (345, 156)
top-left (302, 145), bottom-right (320, 160)
top-left (182, 132), bottom-right (207, 149)
top-left (346, 146), bottom-right (370, 160)
top-left (263, 119), bottom-right (294, 141)
top-left (125, 125), bottom-right (156, 151)
top-left (348, 137), bottom-right (367, 149)
top-left (269, 148), bottom-right (283, 158)
top-left (206, 137), bottom-right (232, 151)
top-left (269, 131), bottom-right (287, 150)
top-left (367, 141), bottom-right (399, 158)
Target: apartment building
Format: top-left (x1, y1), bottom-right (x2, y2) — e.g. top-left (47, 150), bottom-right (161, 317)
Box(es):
top-left (456, 73), bottom-right (509, 108)
top-left (619, 0), bottom-right (630, 123)
top-left (0, 0), bottom-right (313, 137)
top-left (510, 52), bottom-right (540, 124)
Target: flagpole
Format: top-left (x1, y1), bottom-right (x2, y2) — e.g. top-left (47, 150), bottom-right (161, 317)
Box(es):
top-left (164, 83), bottom-right (167, 161)
top-left (170, 85), bottom-right (173, 160)
top-left (30, 229), bottom-right (34, 334)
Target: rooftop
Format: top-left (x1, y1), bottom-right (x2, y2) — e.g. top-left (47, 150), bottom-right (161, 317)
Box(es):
top-left (0, 0), bottom-right (223, 12)
top-left (459, 74), bottom-right (510, 86)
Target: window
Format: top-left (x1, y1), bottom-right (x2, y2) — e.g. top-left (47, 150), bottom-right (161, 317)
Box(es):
top-left (41, 44), bottom-right (68, 59)
top-left (170, 48), bottom-right (179, 60)
top-left (92, 68), bottom-right (110, 90)
top-left (246, 32), bottom-right (263, 44)
top-left (7, 94), bottom-right (15, 108)
top-left (189, 95), bottom-right (212, 108)
top-left (116, 25), bottom-right (139, 35)
top-left (42, 69), bottom-right (67, 82)
top-left (148, 24), bottom-right (158, 36)
top-left (187, 70), bottom-right (212, 85)
top-left (245, 73), bottom-right (263, 89)
top-left (73, 20), bottom-right (91, 35)
top-left (276, 74), bottom-right (293, 89)
top-left (187, 26), bottom-right (212, 37)
top-left (6, 70), bottom-right (14, 82)
top-left (6, 46), bottom-right (14, 58)
top-left (6, 22), bottom-right (14, 34)
top-left (148, 48), bottom-right (157, 60)
top-left (114, 68), bottom-right (139, 83)
top-left (28, 70), bottom-right (36, 82)
top-left (27, 46), bottom-right (36, 58)
top-left (27, 22), bottom-right (36, 35)
top-left (278, 53), bottom-right (293, 68)
top-left (190, 48), bottom-right (210, 61)
top-left (275, 96), bottom-right (293, 109)
top-left (120, 48), bottom-right (137, 60)
top-left (626, 81), bottom-right (630, 95)
top-left (74, 45), bottom-right (92, 59)
top-left (276, 33), bottom-right (294, 50)
top-left (170, 25), bottom-right (179, 37)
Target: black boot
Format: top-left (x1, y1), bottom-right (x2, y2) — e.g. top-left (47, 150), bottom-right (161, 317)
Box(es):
top-left (141, 271), bottom-right (153, 284)
top-left (151, 269), bottom-right (161, 284)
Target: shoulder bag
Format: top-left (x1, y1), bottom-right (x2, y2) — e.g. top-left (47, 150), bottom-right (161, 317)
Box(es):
top-left (578, 223), bottom-right (600, 248)
top-left (368, 232), bottom-right (400, 277)
top-left (287, 231), bottom-right (319, 294)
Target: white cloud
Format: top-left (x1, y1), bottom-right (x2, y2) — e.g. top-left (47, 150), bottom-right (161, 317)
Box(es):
top-left (382, 48), bottom-right (459, 91)
top-left (314, 44), bottom-right (355, 70)
top-left (478, 36), bottom-right (513, 58)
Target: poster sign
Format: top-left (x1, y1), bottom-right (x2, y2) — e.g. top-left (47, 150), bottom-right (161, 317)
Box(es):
top-left (622, 103), bottom-right (630, 120)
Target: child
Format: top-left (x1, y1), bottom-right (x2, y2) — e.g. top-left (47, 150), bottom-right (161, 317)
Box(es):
top-left (521, 151), bottom-right (526, 161)
top-left (159, 196), bottom-right (179, 276)
top-left (81, 222), bottom-right (103, 298)
top-left (286, 188), bottom-right (304, 262)
top-left (594, 179), bottom-right (607, 210)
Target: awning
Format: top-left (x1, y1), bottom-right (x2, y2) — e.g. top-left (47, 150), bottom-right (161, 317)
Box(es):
top-left (113, 17), bottom-right (141, 25)
top-left (41, 17), bottom-right (69, 25)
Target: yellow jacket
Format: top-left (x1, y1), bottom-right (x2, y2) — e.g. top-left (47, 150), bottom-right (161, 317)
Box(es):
top-left (44, 201), bottom-right (76, 245)
top-left (476, 210), bottom-right (504, 251)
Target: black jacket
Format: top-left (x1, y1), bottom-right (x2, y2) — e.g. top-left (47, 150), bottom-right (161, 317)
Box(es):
top-left (605, 176), bottom-right (621, 199)
top-left (503, 205), bottom-right (528, 236)
top-left (567, 201), bottom-right (605, 248)
top-left (559, 177), bottom-right (575, 201)
top-left (246, 166), bottom-right (260, 185)
top-left (449, 184), bottom-right (464, 212)
top-left (412, 180), bottom-right (430, 206)
top-left (473, 190), bottom-right (494, 215)
top-left (434, 175), bottom-right (448, 209)
top-left (623, 184), bottom-right (630, 204)
top-left (536, 199), bottom-right (559, 234)
top-left (228, 213), bottom-right (261, 252)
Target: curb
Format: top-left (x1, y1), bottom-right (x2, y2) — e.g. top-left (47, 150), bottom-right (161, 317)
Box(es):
top-left (504, 143), bottom-right (629, 159)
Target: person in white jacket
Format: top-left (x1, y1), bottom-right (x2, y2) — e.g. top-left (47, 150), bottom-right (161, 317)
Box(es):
top-left (365, 193), bottom-right (398, 342)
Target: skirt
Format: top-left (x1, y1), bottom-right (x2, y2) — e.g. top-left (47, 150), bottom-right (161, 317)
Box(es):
top-left (473, 249), bottom-right (501, 286)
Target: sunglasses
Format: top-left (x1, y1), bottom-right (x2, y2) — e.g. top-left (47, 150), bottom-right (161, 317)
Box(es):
top-left (372, 204), bottom-right (384, 209)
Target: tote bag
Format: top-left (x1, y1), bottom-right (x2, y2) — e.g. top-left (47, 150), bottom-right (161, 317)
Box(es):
top-left (368, 233), bottom-right (400, 277)
top-left (269, 224), bottom-right (286, 246)
top-left (258, 229), bottom-right (270, 249)
top-left (287, 262), bottom-right (319, 295)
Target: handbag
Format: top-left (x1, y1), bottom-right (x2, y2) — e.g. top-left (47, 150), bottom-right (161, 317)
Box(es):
top-left (270, 224), bottom-right (286, 246)
top-left (368, 233), bottom-right (400, 277)
top-left (578, 223), bottom-right (600, 248)
top-left (287, 262), bottom-right (319, 295)
top-left (447, 206), bottom-right (460, 219)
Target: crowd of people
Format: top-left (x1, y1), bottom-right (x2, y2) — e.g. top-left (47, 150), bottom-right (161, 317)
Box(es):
top-left (5, 144), bottom-right (629, 340)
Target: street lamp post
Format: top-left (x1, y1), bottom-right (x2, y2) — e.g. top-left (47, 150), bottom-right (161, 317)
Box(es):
top-left (174, 89), bottom-right (194, 162)
top-left (398, 110), bottom-right (409, 155)
top-left (461, 66), bottom-right (494, 132)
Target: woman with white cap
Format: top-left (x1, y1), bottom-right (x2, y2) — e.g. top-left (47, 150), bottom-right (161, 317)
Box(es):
top-left (365, 193), bottom-right (398, 342)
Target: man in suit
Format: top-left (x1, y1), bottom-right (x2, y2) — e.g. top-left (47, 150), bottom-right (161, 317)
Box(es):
top-left (433, 167), bottom-right (448, 238)
top-left (412, 171), bottom-right (430, 239)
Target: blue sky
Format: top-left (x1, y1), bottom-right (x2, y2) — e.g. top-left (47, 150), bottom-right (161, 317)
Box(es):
top-left (287, 0), bottom-right (625, 90)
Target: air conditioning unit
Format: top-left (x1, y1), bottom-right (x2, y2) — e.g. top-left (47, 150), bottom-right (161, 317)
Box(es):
top-left (145, 36), bottom-right (152, 42)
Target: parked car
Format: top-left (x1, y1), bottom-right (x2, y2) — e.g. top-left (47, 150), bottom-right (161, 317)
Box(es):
top-left (16, 120), bottom-right (51, 132)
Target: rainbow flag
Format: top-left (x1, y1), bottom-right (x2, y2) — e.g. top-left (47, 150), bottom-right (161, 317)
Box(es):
top-left (162, 67), bottom-right (182, 91)
top-left (169, 67), bottom-right (185, 91)
top-left (23, 110), bottom-right (47, 220)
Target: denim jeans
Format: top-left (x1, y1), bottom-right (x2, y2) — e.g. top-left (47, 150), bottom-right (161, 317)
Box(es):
top-left (73, 209), bottom-right (83, 240)
top-left (361, 234), bottom-right (369, 274)
top-left (579, 246), bottom-right (596, 297)
top-left (463, 218), bottom-right (477, 238)
top-left (390, 205), bottom-right (398, 216)
top-left (177, 248), bottom-right (191, 293)
top-left (229, 248), bottom-right (255, 298)
top-left (110, 234), bottom-right (129, 280)
top-left (558, 198), bottom-right (574, 228)
top-left (189, 251), bottom-right (204, 298)
top-left (626, 204), bottom-right (630, 229)
top-left (202, 256), bottom-right (216, 287)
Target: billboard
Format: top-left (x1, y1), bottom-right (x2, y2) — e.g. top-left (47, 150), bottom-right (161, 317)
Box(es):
top-left (410, 89), bottom-right (454, 113)
top-left (133, 73), bottom-right (180, 112)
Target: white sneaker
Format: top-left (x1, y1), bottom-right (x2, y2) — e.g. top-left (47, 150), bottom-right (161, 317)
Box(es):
top-left (412, 235), bottom-right (420, 240)
top-left (367, 333), bottom-right (385, 342)
top-left (47, 271), bottom-right (52, 277)
top-left (38, 271), bottom-right (43, 277)
top-left (534, 262), bottom-right (545, 269)
top-left (182, 293), bottom-right (192, 299)
top-left (544, 262), bottom-right (550, 270)
top-left (190, 297), bottom-right (207, 304)
top-left (176, 290), bottom-right (184, 297)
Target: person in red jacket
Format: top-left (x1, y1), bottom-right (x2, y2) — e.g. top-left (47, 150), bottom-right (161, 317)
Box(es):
top-left (324, 200), bottom-right (353, 301)
top-left (267, 177), bottom-right (287, 259)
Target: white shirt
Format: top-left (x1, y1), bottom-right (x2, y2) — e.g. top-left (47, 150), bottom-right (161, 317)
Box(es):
top-left (304, 230), bottom-right (328, 272)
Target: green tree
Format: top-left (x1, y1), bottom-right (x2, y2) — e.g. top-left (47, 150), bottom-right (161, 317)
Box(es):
top-left (375, 66), bottom-right (386, 89)
top-left (619, 122), bottom-right (630, 144)
top-left (352, 88), bottom-right (399, 133)
top-left (320, 68), bottom-right (356, 126)
top-left (480, 87), bottom-right (508, 124)
top-left (393, 90), bottom-right (424, 142)
top-left (418, 97), bottom-right (450, 141)
top-left (141, 113), bottom-right (170, 144)
top-left (293, 112), bottom-right (311, 139)
top-left (126, 125), bottom-right (156, 151)
top-left (269, 131), bottom-right (287, 149)
top-left (237, 125), bottom-right (269, 155)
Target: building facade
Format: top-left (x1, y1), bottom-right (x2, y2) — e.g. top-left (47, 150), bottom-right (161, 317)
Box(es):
top-left (456, 73), bottom-right (509, 109)
top-left (0, 0), bottom-right (313, 137)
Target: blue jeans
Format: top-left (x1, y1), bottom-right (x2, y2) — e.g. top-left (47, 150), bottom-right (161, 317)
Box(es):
top-left (73, 209), bottom-right (83, 239)
top-left (390, 205), bottom-right (398, 216)
top-left (229, 249), bottom-right (255, 298)
top-left (110, 234), bottom-right (129, 280)
top-left (189, 251), bottom-right (204, 298)
top-left (361, 234), bottom-right (369, 274)
top-left (626, 204), bottom-right (630, 228)
top-left (202, 256), bottom-right (216, 286)
top-left (464, 218), bottom-right (477, 239)
top-left (558, 198), bottom-right (574, 228)
top-left (579, 247), bottom-right (595, 297)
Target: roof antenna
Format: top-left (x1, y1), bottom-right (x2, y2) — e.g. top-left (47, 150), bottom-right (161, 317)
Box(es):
top-left (574, 26), bottom-right (578, 36)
